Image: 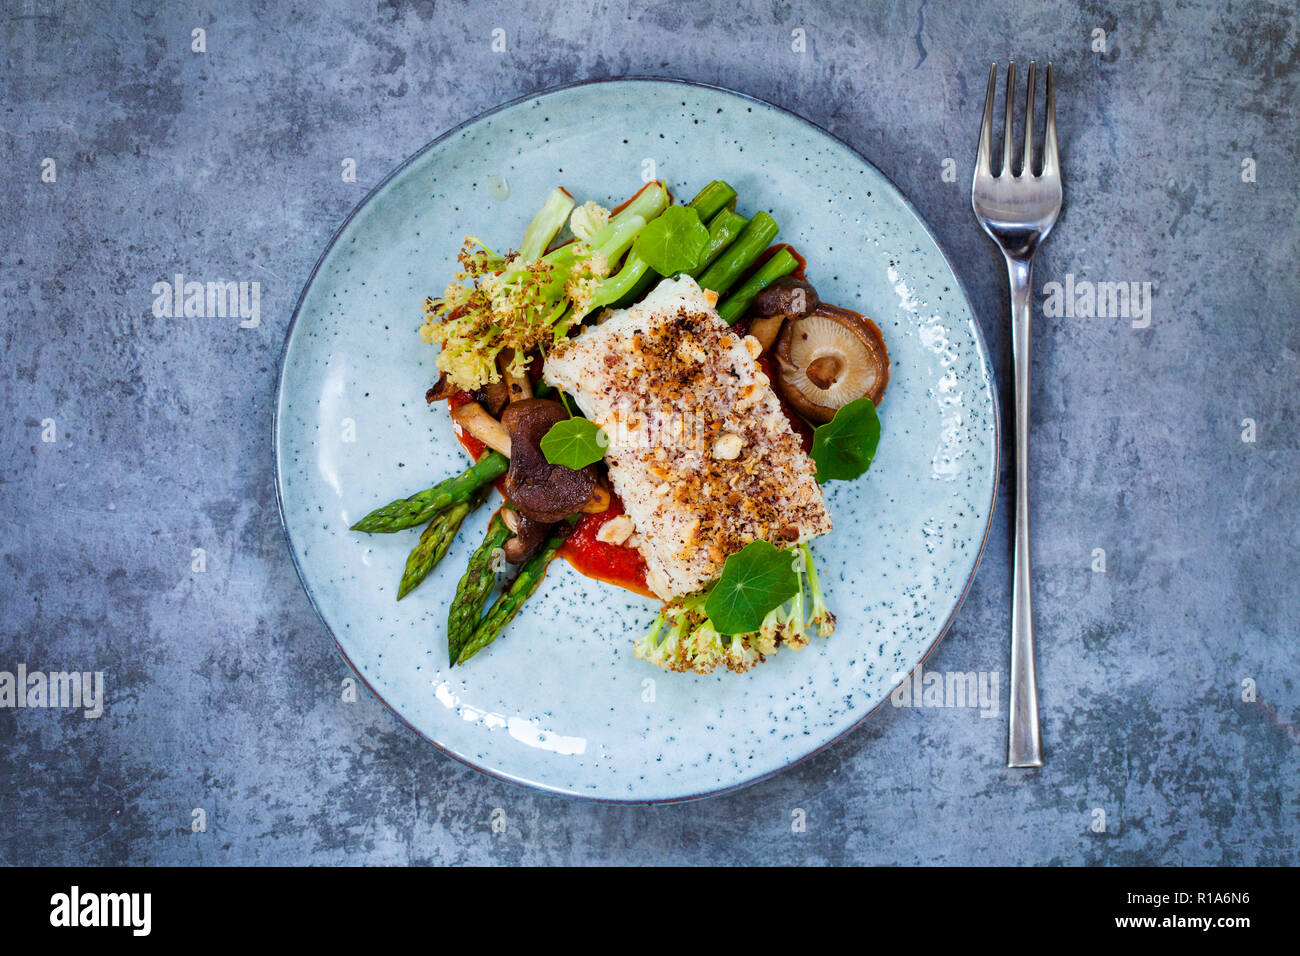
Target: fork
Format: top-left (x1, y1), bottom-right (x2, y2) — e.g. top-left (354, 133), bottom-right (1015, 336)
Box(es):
top-left (971, 61), bottom-right (1062, 768)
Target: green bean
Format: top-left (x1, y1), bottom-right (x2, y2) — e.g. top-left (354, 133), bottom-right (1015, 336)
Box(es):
top-left (691, 209), bottom-right (749, 278)
top-left (609, 182), bottom-right (746, 306)
top-left (686, 180), bottom-right (738, 222)
top-left (696, 211), bottom-right (779, 297)
top-left (717, 248), bottom-right (800, 324)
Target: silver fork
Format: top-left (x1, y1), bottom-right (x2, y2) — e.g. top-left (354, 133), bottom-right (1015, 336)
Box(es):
top-left (971, 61), bottom-right (1062, 768)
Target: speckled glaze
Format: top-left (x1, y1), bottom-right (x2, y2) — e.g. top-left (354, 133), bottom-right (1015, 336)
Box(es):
top-left (273, 79), bottom-right (998, 801)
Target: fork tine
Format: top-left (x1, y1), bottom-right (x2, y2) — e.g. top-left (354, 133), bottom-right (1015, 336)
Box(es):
top-left (1002, 61), bottom-right (1016, 176)
top-left (976, 62), bottom-right (996, 177)
top-left (1022, 61), bottom-right (1037, 176)
top-left (1043, 62), bottom-right (1059, 175)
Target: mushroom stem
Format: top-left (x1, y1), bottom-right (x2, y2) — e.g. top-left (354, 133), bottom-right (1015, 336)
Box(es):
top-left (806, 355), bottom-right (844, 389)
top-left (747, 314), bottom-right (785, 352)
top-left (499, 348), bottom-right (533, 404)
top-left (505, 370), bottom-right (533, 403)
top-left (502, 507), bottom-right (521, 533)
top-left (581, 484), bottom-right (612, 514)
top-left (451, 402), bottom-right (512, 457)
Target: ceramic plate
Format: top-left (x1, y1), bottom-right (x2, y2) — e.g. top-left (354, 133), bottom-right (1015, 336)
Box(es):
top-left (274, 78), bottom-right (998, 801)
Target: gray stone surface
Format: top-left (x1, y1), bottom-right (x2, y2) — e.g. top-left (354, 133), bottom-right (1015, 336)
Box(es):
top-left (1, 0), bottom-right (1296, 865)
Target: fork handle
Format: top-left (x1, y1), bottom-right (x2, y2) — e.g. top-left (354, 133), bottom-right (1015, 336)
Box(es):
top-left (1006, 255), bottom-right (1043, 768)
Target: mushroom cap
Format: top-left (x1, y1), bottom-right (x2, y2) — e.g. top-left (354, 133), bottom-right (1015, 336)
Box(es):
top-left (752, 277), bottom-right (819, 318)
top-left (775, 305), bottom-right (890, 423)
top-left (501, 399), bottom-right (598, 523)
top-left (502, 507), bottom-right (551, 564)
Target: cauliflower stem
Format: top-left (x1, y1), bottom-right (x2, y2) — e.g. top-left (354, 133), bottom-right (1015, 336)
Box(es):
top-left (634, 542), bottom-right (836, 674)
top-left (423, 182), bottom-right (669, 391)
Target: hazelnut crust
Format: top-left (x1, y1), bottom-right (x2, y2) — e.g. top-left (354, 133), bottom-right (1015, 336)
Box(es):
top-left (546, 278), bottom-right (831, 599)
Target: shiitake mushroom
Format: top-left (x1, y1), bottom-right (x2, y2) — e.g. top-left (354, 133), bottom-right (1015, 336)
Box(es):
top-left (752, 277), bottom-right (819, 318)
top-left (502, 507), bottom-right (551, 564)
top-left (747, 277), bottom-right (819, 352)
top-left (774, 304), bottom-right (890, 423)
top-left (500, 399), bottom-right (598, 524)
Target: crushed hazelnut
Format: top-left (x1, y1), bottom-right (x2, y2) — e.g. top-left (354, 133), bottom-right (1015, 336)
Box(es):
top-left (596, 514), bottom-right (635, 546)
top-left (735, 384), bottom-right (762, 413)
top-left (712, 433), bottom-right (744, 460)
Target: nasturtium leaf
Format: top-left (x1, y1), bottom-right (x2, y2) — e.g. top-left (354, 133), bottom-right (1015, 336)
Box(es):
top-left (540, 417), bottom-right (609, 469)
top-left (704, 540), bottom-right (801, 635)
top-left (811, 396), bottom-right (881, 482)
top-left (632, 205), bottom-right (709, 276)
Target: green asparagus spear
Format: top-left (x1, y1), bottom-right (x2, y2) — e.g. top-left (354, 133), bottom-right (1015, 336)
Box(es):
top-left (687, 180), bottom-right (738, 222)
top-left (717, 248), bottom-right (800, 324)
top-left (690, 208), bottom-right (749, 279)
top-left (447, 512), bottom-right (512, 664)
top-left (351, 451), bottom-right (507, 533)
top-left (696, 211), bottom-right (779, 297)
top-left (395, 485), bottom-right (488, 600)
top-left (456, 531), bottom-right (568, 664)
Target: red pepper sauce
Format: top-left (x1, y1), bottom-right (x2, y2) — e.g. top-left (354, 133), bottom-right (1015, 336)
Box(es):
top-left (559, 496), bottom-right (654, 598)
top-left (447, 391), bottom-right (486, 459)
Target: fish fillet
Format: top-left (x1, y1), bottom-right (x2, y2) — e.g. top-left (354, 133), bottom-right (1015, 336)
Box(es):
top-left (543, 276), bottom-right (831, 600)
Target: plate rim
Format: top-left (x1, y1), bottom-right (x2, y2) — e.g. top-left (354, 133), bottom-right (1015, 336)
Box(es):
top-left (271, 75), bottom-right (1002, 804)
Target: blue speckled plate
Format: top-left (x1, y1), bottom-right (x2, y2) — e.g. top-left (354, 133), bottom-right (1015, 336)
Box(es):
top-left (274, 78), bottom-right (998, 802)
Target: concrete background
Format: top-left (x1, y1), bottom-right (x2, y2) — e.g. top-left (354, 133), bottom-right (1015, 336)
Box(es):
top-left (1, 0), bottom-right (1296, 865)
